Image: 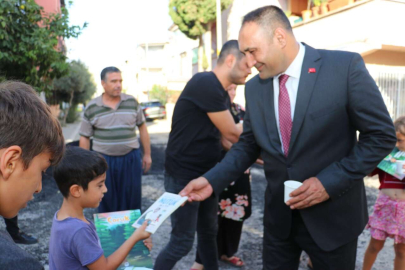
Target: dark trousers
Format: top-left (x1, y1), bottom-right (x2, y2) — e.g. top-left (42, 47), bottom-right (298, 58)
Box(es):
top-left (263, 211), bottom-right (357, 270)
top-left (3, 216), bottom-right (19, 236)
top-left (216, 217), bottom-right (243, 258)
top-left (98, 149), bottom-right (142, 213)
top-left (154, 174), bottom-right (219, 270)
top-left (196, 216), bottom-right (244, 264)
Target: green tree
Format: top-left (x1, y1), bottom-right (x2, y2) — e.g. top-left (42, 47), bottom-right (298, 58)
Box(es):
top-left (52, 60), bottom-right (96, 124)
top-left (0, 0), bottom-right (85, 93)
top-left (149, 84), bottom-right (168, 105)
top-left (169, 0), bottom-right (232, 71)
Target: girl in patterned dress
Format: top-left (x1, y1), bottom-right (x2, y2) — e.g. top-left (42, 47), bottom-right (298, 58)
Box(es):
top-left (214, 85), bottom-right (252, 267)
top-left (363, 116), bottom-right (405, 270)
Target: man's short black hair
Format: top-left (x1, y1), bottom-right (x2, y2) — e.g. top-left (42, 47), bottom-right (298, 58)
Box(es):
top-left (242, 5), bottom-right (292, 35)
top-left (53, 146), bottom-right (108, 198)
top-left (100, 66), bottom-right (121, 81)
top-left (217, 40), bottom-right (242, 65)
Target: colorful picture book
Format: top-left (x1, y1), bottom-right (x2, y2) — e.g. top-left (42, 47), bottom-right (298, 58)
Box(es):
top-left (132, 192), bottom-right (188, 234)
top-left (94, 210), bottom-right (153, 270)
top-left (377, 147), bottom-right (405, 180)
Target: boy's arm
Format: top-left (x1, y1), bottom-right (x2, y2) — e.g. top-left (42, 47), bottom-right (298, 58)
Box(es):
top-left (143, 236), bottom-right (153, 251)
top-left (87, 222), bottom-right (151, 270)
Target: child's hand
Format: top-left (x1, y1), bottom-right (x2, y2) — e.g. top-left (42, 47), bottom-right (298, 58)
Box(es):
top-left (143, 236), bottom-right (153, 251)
top-left (133, 221), bottom-right (151, 241)
top-left (391, 158), bottom-right (397, 163)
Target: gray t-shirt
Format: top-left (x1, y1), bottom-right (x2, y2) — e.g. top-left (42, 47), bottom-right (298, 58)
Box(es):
top-left (79, 93), bottom-right (145, 156)
top-left (0, 229), bottom-right (44, 270)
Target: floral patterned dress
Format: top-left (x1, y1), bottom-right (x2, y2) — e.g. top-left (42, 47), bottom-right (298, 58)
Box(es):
top-left (216, 102), bottom-right (252, 258)
top-left (217, 170), bottom-right (252, 221)
top-left (218, 103), bottom-right (252, 221)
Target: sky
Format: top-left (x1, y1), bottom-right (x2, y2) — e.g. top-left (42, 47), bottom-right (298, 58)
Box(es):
top-left (65, 0), bottom-right (172, 89)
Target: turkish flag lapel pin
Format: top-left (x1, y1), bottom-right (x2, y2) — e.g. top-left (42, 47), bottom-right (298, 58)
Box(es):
top-left (308, 68), bottom-right (316, 73)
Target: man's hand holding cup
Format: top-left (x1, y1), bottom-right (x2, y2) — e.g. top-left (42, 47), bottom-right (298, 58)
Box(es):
top-left (286, 177), bottom-right (330, 209)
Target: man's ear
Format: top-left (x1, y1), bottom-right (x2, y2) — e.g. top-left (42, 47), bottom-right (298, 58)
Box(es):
top-left (225, 54), bottom-right (236, 68)
top-left (274, 27), bottom-right (287, 48)
top-left (0, 146), bottom-right (22, 180)
top-left (69, 184), bottom-right (83, 198)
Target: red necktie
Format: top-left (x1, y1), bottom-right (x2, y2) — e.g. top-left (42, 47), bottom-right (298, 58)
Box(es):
top-left (279, 74), bottom-right (292, 157)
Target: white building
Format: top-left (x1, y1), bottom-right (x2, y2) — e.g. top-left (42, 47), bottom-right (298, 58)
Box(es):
top-left (140, 0), bottom-right (404, 119)
top-left (134, 41), bottom-right (169, 102)
top-left (165, 24), bottom-right (199, 101)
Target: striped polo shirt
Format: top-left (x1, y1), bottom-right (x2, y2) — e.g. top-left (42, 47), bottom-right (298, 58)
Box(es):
top-left (79, 93), bottom-right (145, 156)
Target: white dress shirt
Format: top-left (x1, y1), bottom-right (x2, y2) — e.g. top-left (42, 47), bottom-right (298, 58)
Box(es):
top-left (273, 42), bottom-right (306, 154)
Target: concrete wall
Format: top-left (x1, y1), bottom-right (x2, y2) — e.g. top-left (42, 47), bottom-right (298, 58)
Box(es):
top-left (35, 0), bottom-right (61, 13)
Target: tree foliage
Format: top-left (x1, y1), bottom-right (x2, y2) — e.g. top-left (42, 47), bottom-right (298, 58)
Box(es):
top-left (0, 0), bottom-right (85, 93)
top-left (149, 84), bottom-right (168, 106)
top-left (52, 60), bottom-right (96, 124)
top-left (169, 0), bottom-right (232, 40)
top-left (53, 60), bottom-right (95, 103)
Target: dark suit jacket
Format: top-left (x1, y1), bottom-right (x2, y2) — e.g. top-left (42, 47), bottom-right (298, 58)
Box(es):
top-left (204, 44), bottom-right (396, 251)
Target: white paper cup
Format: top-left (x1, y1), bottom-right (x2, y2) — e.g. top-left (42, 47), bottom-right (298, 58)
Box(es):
top-left (284, 180), bottom-right (303, 203)
top-left (396, 160), bottom-right (405, 175)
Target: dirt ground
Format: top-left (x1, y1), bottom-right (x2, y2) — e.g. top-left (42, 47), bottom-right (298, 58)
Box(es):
top-left (0, 143), bottom-right (395, 270)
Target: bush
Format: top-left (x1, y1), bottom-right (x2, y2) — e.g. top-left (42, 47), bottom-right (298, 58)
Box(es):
top-left (66, 103), bottom-right (79, 124)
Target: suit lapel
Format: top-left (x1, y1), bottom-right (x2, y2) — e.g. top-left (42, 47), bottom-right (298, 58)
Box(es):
top-left (261, 77), bottom-right (284, 156)
top-left (289, 45), bottom-right (322, 155)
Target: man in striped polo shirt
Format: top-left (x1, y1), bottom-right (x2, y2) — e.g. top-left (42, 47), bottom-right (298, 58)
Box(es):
top-left (79, 66), bottom-right (151, 213)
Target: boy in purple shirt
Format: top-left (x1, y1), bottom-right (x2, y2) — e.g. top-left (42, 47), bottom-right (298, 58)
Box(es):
top-left (49, 147), bottom-right (152, 270)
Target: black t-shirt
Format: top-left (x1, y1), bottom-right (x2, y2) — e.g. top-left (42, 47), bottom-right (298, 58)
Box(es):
top-left (165, 72), bottom-right (229, 182)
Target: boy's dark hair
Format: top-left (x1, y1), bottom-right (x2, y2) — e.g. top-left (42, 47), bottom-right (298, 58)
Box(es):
top-left (217, 40), bottom-right (243, 66)
top-left (53, 147), bottom-right (108, 198)
top-left (0, 81), bottom-right (65, 168)
top-left (100, 66), bottom-right (121, 81)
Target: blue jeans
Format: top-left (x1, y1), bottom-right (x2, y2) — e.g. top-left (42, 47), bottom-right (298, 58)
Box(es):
top-left (154, 174), bottom-right (219, 270)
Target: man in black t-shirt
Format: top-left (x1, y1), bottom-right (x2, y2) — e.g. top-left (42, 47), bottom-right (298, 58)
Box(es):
top-left (155, 40), bottom-right (251, 270)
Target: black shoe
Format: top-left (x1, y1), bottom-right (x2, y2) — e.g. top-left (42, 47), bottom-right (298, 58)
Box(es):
top-left (10, 231), bottom-right (38, 245)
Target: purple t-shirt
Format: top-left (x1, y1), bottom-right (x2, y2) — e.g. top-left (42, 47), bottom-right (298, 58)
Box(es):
top-left (48, 212), bottom-right (104, 270)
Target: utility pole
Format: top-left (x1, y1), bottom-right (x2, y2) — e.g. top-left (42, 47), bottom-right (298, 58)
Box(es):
top-left (145, 41), bottom-right (149, 100)
top-left (216, 0), bottom-right (222, 56)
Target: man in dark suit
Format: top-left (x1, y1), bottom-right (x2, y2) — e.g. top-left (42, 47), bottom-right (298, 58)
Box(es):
top-left (180, 6), bottom-right (397, 270)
